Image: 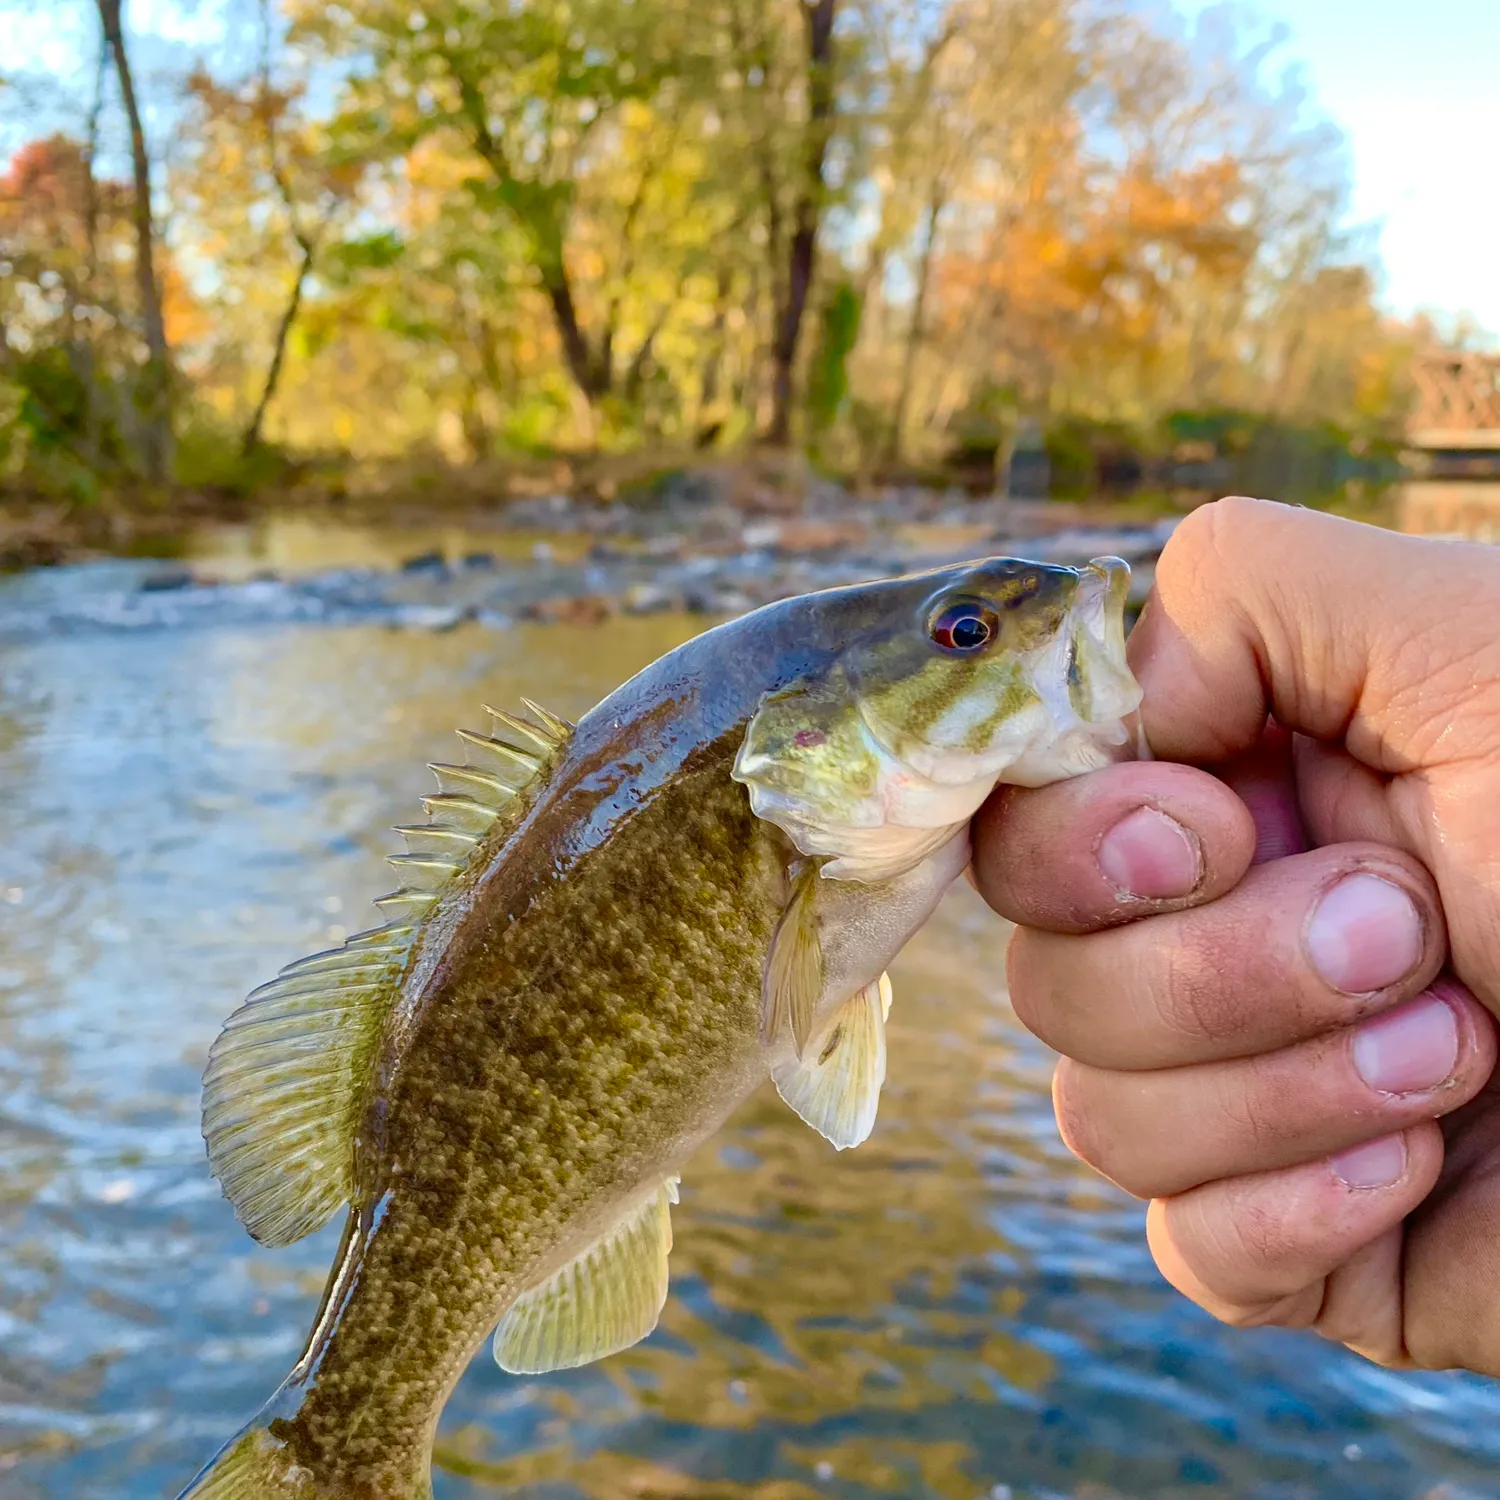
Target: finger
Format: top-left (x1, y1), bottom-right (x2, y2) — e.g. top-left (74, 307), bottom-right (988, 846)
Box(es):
top-left (1008, 843), bottom-right (1446, 1068)
top-left (1315, 1227), bottom-right (1410, 1367)
top-left (1295, 723), bottom-right (1500, 1030)
top-left (1213, 720), bottom-right (1308, 863)
top-left (972, 760), bottom-right (1256, 934)
top-left (1292, 734), bottom-right (1409, 849)
top-left (1401, 1072), bottom-right (1500, 1374)
top-left (1052, 979), bottom-right (1495, 1198)
top-left (1131, 496), bottom-right (1500, 769)
top-left (1146, 1122), bottom-right (1444, 1329)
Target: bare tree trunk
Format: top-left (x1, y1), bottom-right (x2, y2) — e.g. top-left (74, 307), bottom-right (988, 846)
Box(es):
top-left (71, 27), bottom-right (111, 471)
top-left (243, 0), bottom-right (317, 457)
top-left (97, 0), bottom-right (172, 483)
top-left (887, 187), bottom-right (945, 464)
top-left (695, 262), bottom-right (735, 447)
top-left (459, 306), bottom-right (507, 458)
top-left (856, 243), bottom-right (888, 343)
top-left (451, 66), bottom-right (608, 414)
top-left (767, 0), bottom-right (838, 447)
top-left (541, 272), bottom-right (607, 400)
top-left (242, 241), bottom-right (313, 456)
top-left (624, 306), bottom-right (671, 405)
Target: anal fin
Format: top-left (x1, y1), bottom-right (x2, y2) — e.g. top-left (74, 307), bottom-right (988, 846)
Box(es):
top-left (494, 1178), bottom-right (678, 1374)
top-left (772, 973), bottom-right (891, 1150)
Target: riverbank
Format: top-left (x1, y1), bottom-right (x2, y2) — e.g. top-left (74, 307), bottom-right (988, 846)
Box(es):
top-left (0, 442), bottom-right (1371, 574)
top-left (0, 485), bottom-right (1179, 645)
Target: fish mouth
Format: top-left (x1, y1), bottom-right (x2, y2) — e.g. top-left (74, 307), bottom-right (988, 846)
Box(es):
top-left (994, 554), bottom-right (1141, 785)
top-left (1075, 555), bottom-right (1131, 658)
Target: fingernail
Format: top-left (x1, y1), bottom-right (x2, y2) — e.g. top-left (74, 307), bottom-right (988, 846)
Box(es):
top-left (1306, 874), bottom-right (1423, 994)
top-left (1330, 1134), bottom-right (1408, 1190)
top-left (1097, 807), bottom-right (1201, 899)
top-left (1351, 992), bottom-right (1459, 1095)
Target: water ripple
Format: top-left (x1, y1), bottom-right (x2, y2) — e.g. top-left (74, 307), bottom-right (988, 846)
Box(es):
top-left (0, 566), bottom-right (1496, 1498)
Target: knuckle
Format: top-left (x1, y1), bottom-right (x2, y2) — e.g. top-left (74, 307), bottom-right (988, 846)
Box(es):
top-left (1225, 1191), bottom-right (1299, 1273)
top-left (1218, 1288), bottom-right (1322, 1332)
top-left (1155, 926), bottom-right (1259, 1047)
top-left (1051, 1062), bottom-right (1112, 1176)
top-left (1158, 496), bottom-right (1263, 598)
top-left (1005, 932), bottom-right (1064, 1046)
top-left (1216, 1299), bottom-right (1280, 1331)
top-left (1320, 1312), bottom-right (1410, 1370)
top-left (1154, 1191), bottom-right (1314, 1325)
top-left (1212, 1063), bottom-right (1300, 1159)
top-left (1153, 902), bottom-right (1320, 1054)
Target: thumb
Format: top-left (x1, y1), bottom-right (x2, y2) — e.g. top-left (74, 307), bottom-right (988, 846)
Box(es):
top-left (1129, 496), bottom-right (1500, 771)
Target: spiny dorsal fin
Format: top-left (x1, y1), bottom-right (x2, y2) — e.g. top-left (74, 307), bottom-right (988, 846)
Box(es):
top-left (763, 860), bottom-right (824, 1054)
top-left (203, 701), bottom-right (574, 1247)
top-left (772, 973), bottom-right (891, 1150)
top-left (494, 1177), bottom-right (679, 1375)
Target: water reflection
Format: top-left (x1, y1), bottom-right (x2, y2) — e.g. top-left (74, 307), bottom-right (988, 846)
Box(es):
top-left (1395, 481), bottom-right (1500, 541)
top-left (1, 588), bottom-right (1499, 1499)
top-left (183, 514), bottom-right (591, 582)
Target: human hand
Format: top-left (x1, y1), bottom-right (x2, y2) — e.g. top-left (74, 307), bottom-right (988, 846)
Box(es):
top-left (972, 496), bottom-right (1500, 1373)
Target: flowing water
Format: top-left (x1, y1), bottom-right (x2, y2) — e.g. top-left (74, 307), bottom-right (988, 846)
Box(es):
top-left (3, 514), bottom-right (1500, 1499)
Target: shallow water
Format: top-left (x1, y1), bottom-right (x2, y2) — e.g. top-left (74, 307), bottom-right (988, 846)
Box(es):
top-left (2, 556), bottom-right (1500, 1500)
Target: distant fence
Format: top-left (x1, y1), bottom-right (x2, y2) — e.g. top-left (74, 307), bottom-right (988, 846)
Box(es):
top-left (1408, 352), bottom-right (1500, 453)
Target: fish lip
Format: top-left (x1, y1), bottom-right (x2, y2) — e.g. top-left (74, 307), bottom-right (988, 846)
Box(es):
top-left (1077, 555), bottom-right (1129, 627)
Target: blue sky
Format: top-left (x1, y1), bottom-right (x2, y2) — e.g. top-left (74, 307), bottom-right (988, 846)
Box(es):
top-left (1176, 0), bottom-right (1500, 332)
top-left (4, 0), bottom-right (1498, 333)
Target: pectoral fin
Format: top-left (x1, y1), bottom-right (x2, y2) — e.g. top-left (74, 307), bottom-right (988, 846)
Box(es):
top-left (763, 861), bottom-right (824, 1054)
top-left (772, 973), bottom-right (891, 1150)
top-left (494, 1178), bottom-right (678, 1374)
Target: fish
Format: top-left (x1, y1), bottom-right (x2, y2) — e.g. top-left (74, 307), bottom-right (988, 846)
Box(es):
top-left (179, 554), bottom-right (1142, 1500)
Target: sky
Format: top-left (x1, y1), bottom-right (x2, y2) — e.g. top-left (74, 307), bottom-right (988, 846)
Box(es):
top-left (1176, 0), bottom-right (1500, 333)
top-left (3, 0), bottom-right (1498, 334)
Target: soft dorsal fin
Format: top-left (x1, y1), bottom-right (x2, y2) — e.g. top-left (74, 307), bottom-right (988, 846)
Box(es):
top-left (202, 701), bottom-right (574, 1247)
top-left (494, 1178), bottom-right (679, 1374)
top-left (772, 973), bottom-right (891, 1150)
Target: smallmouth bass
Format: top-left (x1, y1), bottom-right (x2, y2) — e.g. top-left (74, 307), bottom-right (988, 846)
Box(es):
top-left (180, 556), bottom-right (1142, 1499)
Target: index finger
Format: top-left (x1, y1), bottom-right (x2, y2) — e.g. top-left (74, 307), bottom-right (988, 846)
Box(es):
top-left (972, 759), bottom-right (1256, 934)
top-left (1130, 495), bottom-right (1500, 769)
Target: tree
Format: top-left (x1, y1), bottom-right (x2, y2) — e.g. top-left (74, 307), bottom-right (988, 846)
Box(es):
top-left (96, 0), bottom-right (173, 482)
top-left (0, 133), bottom-right (144, 485)
top-left (2, 0), bottom-right (1436, 491)
top-left (294, 0), bottom-right (704, 429)
top-left (765, 0), bottom-right (838, 446)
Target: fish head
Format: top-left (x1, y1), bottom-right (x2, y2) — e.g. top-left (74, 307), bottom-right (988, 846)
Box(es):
top-left (733, 555), bottom-right (1143, 880)
top-left (852, 554), bottom-right (1142, 786)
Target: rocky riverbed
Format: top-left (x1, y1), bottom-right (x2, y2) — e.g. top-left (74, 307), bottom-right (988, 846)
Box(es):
top-left (0, 487), bottom-right (1176, 643)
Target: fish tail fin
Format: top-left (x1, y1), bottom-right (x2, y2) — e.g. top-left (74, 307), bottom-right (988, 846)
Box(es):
top-left (176, 1388), bottom-right (433, 1500)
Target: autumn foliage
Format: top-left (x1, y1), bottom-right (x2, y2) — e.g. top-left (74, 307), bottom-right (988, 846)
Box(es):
top-left (0, 0), bottom-right (1451, 500)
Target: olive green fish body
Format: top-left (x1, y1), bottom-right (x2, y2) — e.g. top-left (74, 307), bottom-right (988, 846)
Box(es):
top-left (180, 558), bottom-right (1143, 1500)
top-left (280, 745), bottom-right (782, 1491)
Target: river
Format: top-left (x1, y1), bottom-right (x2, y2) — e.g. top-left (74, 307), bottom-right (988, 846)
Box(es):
top-left (2, 487), bottom-right (1498, 1498)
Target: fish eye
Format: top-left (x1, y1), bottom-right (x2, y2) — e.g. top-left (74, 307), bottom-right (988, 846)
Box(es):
top-left (928, 599), bottom-right (998, 654)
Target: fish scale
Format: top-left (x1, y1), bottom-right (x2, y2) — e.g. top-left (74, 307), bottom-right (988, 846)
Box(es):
top-left (180, 556), bottom-right (1141, 1500)
top-left (277, 753), bottom-right (782, 1489)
